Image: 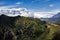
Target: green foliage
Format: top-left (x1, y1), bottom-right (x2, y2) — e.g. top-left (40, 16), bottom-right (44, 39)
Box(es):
top-left (0, 15), bottom-right (60, 40)
top-left (14, 16), bottom-right (48, 40)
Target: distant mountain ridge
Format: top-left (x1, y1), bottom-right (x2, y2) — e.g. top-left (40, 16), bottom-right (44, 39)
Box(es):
top-left (40, 12), bottom-right (60, 23)
top-left (0, 8), bottom-right (60, 23)
top-left (51, 12), bottom-right (60, 18)
top-left (48, 12), bottom-right (60, 23)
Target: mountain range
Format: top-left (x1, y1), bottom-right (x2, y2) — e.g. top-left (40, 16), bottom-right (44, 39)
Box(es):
top-left (0, 8), bottom-right (60, 23)
top-left (0, 9), bottom-right (60, 40)
top-left (48, 12), bottom-right (60, 23)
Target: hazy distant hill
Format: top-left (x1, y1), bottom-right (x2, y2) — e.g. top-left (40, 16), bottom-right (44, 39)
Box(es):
top-left (40, 12), bottom-right (60, 24)
top-left (48, 12), bottom-right (60, 23)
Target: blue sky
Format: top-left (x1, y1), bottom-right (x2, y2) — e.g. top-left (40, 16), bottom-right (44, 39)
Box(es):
top-left (0, 0), bottom-right (60, 12)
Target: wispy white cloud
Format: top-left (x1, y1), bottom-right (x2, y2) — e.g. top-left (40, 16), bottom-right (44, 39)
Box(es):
top-left (16, 2), bottom-right (22, 5)
top-left (0, 7), bottom-right (59, 18)
top-left (49, 4), bottom-right (55, 7)
top-left (34, 12), bottom-right (55, 18)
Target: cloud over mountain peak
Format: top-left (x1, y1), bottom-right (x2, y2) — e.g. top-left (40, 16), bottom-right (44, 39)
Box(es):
top-left (0, 8), bottom-right (59, 18)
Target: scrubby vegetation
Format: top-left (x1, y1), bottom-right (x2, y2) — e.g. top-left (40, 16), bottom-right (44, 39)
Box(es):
top-left (0, 14), bottom-right (60, 40)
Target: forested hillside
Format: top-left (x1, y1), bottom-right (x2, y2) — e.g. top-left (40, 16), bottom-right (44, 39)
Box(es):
top-left (0, 14), bottom-right (60, 40)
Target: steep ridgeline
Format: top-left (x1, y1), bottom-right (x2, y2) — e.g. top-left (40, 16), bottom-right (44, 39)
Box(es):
top-left (48, 12), bottom-right (60, 24)
top-left (0, 14), bottom-right (48, 40)
top-left (40, 12), bottom-right (60, 25)
top-left (0, 14), bottom-right (60, 40)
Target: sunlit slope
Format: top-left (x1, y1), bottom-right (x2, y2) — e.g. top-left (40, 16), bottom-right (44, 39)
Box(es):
top-left (0, 14), bottom-right (60, 40)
